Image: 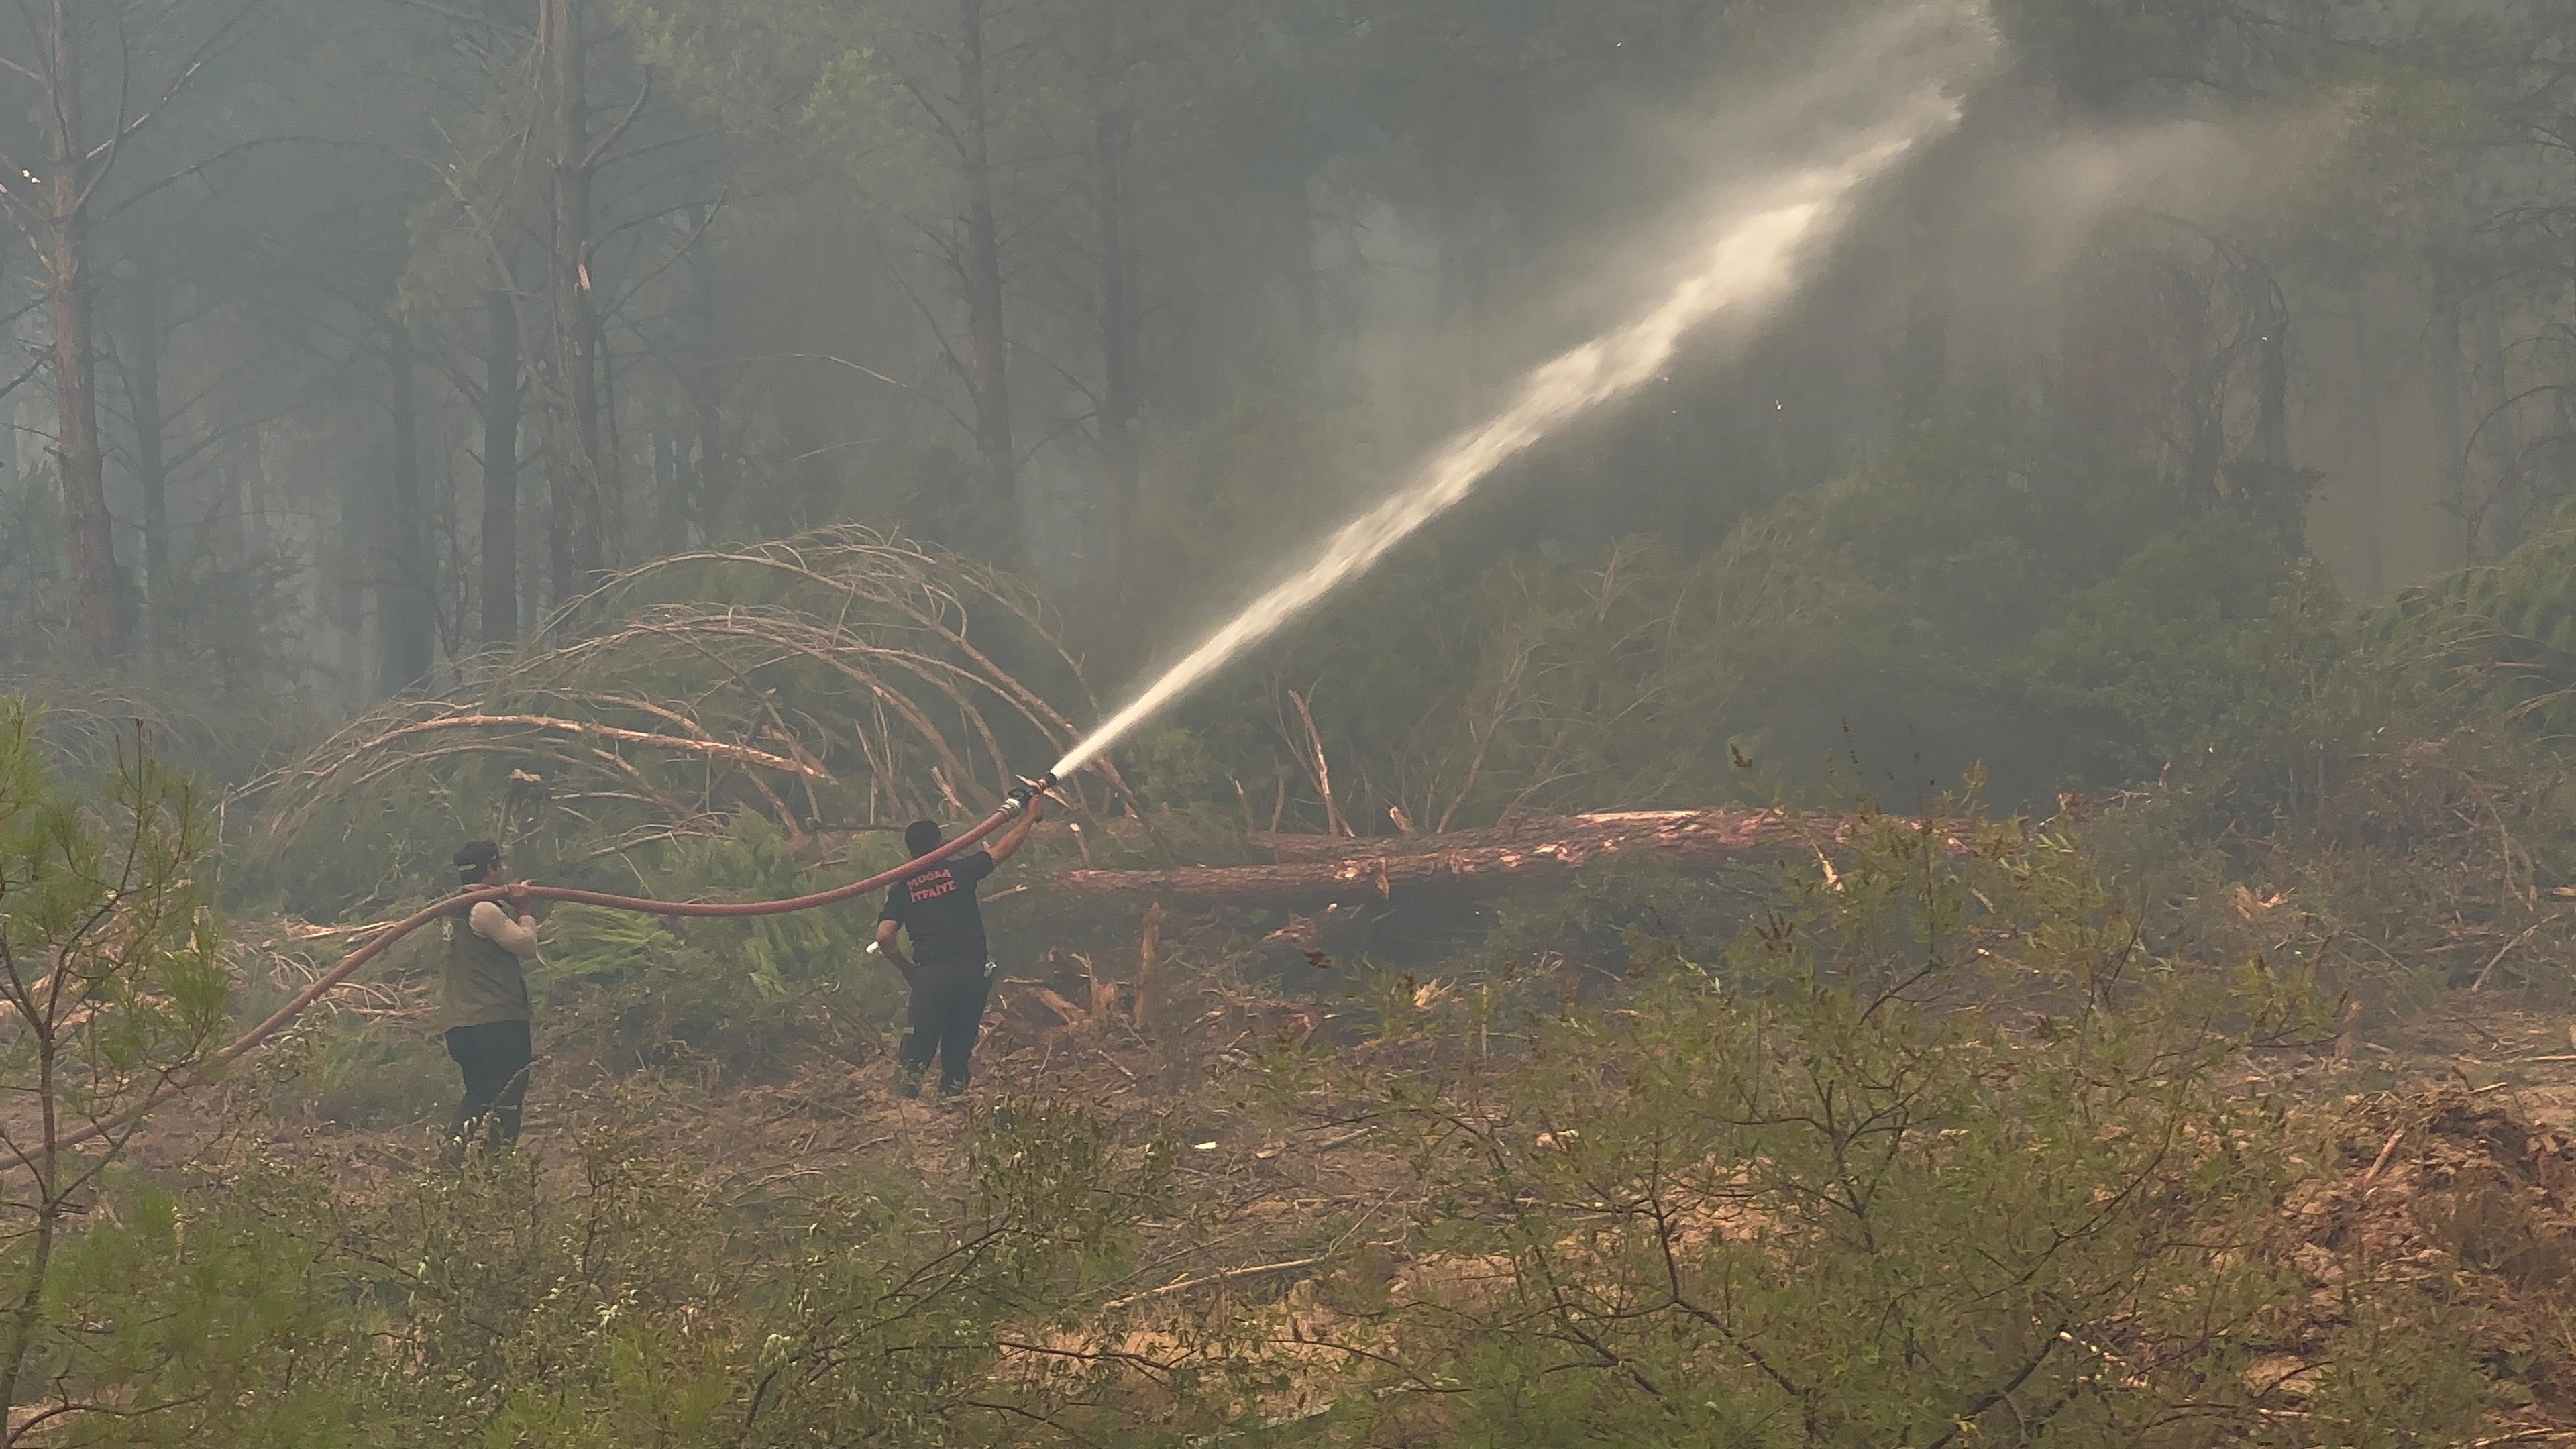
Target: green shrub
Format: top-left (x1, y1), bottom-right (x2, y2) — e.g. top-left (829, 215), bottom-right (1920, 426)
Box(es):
top-left (0, 699), bottom-right (241, 1438)
top-left (3, 1092), bottom-right (1171, 1446)
top-left (1242, 797), bottom-right (2492, 1448)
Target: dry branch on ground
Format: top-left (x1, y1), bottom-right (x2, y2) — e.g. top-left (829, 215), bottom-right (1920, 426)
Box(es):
top-left (1040, 808), bottom-right (1937, 904)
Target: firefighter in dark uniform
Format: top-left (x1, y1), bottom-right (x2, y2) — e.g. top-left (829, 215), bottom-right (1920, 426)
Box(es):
top-left (873, 800), bottom-right (1044, 1098)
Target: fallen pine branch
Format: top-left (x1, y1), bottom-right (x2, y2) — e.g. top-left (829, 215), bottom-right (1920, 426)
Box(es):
top-left (315, 711), bottom-right (831, 781)
top-left (1040, 809), bottom-right (1943, 905)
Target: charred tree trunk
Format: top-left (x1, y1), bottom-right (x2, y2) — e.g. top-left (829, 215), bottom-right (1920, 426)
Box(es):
top-left (2169, 266), bottom-right (2224, 513)
top-left (46, 1), bottom-right (117, 659)
top-left (126, 248), bottom-right (170, 651)
top-left (2251, 282), bottom-right (2302, 552)
top-left (482, 289), bottom-right (521, 643)
top-left (683, 200), bottom-right (724, 545)
top-left (2480, 287), bottom-right (2527, 553)
top-left (2348, 304), bottom-right (2389, 598)
top-left (2256, 325), bottom-right (2290, 472)
top-left (2430, 274), bottom-right (2469, 563)
top-left (651, 431), bottom-right (675, 549)
top-left (1096, 104), bottom-right (1142, 561)
top-left (329, 429), bottom-right (372, 696)
top-left (380, 313), bottom-right (434, 693)
top-left (1084, 0), bottom-right (1142, 561)
top-left (541, 0), bottom-right (608, 602)
top-left (957, 0), bottom-right (1016, 555)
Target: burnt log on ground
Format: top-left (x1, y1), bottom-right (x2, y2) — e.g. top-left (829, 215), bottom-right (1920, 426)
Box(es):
top-left (1036, 809), bottom-right (1935, 906)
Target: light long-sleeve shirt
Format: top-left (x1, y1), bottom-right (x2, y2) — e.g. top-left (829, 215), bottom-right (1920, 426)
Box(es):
top-left (468, 901), bottom-right (541, 957)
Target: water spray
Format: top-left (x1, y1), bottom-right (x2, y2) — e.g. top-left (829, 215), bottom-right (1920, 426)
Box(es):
top-left (1049, 8), bottom-right (1993, 784)
top-left (75, 3), bottom-right (1996, 1148)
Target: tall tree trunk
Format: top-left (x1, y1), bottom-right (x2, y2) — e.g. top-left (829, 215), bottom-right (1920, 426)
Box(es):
top-left (682, 201), bottom-right (724, 546)
top-left (957, 0), bottom-right (1016, 555)
top-left (598, 307), bottom-right (624, 547)
top-left (2430, 273), bottom-right (2468, 562)
top-left (1095, 100), bottom-right (1143, 564)
top-left (45, 0), bottom-right (117, 659)
top-left (482, 289), bottom-right (521, 643)
top-left (653, 431), bottom-right (681, 551)
top-left (127, 247), bottom-right (170, 652)
top-left (2255, 317), bottom-right (2300, 551)
top-left (2256, 321), bottom-right (2290, 471)
top-left (541, 0), bottom-right (607, 601)
top-left (2350, 307), bottom-right (2387, 598)
top-left (380, 314), bottom-right (433, 693)
top-left (2480, 285), bottom-right (2526, 553)
top-left (333, 435), bottom-right (372, 698)
top-left (2169, 267), bottom-right (2223, 512)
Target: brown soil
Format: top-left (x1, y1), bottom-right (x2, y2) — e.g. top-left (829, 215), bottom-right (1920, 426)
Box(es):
top-left (99, 941), bottom-right (2576, 1441)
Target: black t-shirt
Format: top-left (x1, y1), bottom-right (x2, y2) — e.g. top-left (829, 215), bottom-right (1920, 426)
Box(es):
top-left (879, 849), bottom-right (997, 967)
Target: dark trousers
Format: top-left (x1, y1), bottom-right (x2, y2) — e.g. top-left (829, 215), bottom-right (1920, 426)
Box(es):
top-left (446, 1018), bottom-right (533, 1148)
top-left (898, 964), bottom-right (993, 1095)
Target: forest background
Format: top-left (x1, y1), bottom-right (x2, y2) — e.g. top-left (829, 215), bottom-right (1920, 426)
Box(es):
top-left (13, 0), bottom-right (2576, 1443)
top-left (4, 0), bottom-right (2559, 820)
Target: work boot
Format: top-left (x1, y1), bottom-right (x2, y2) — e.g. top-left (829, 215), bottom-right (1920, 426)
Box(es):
top-left (894, 1067), bottom-right (926, 1101)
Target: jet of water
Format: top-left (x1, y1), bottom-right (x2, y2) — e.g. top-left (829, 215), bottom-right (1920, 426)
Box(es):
top-left (1053, 20), bottom-right (1989, 783)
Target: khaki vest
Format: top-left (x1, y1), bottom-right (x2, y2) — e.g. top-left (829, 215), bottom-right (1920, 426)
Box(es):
top-left (443, 907), bottom-right (531, 1030)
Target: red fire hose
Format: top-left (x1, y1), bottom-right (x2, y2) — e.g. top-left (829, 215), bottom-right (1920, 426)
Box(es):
top-left (70, 783), bottom-right (1052, 1148)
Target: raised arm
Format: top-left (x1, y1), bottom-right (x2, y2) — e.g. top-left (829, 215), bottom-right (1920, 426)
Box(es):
top-left (985, 796), bottom-right (1046, 865)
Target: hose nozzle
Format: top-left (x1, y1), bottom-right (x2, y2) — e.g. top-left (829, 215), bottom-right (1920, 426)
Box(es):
top-left (1002, 771), bottom-right (1059, 816)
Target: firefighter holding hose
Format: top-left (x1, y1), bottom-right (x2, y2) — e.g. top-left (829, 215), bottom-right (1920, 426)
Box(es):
top-left (874, 795), bottom-right (1046, 1099)
top-left (444, 839), bottom-right (542, 1155)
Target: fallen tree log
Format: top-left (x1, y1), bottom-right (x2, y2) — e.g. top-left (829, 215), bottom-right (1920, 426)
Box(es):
top-left (1040, 809), bottom-right (1935, 906)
